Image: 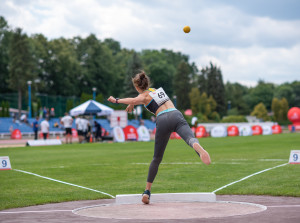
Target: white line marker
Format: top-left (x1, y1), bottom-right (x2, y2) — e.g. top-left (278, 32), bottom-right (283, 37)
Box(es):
top-left (267, 205), bottom-right (300, 208)
top-left (13, 169), bottom-right (115, 198)
top-left (212, 163), bottom-right (289, 193)
top-left (131, 162), bottom-right (201, 165)
top-left (0, 210), bottom-right (71, 214)
top-left (259, 159), bottom-right (287, 161)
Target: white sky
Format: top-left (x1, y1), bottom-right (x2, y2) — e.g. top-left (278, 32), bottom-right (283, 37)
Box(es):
top-left (1, 0), bottom-right (300, 86)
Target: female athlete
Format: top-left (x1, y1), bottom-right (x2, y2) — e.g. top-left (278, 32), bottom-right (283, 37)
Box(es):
top-left (108, 71), bottom-right (211, 204)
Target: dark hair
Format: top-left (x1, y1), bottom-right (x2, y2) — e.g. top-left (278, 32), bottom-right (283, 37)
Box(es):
top-left (132, 71), bottom-right (150, 91)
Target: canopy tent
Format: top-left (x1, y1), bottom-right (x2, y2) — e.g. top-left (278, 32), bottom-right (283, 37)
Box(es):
top-left (70, 100), bottom-right (114, 116)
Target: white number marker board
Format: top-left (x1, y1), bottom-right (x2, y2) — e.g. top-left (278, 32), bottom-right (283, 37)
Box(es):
top-left (0, 156), bottom-right (12, 170)
top-left (289, 150), bottom-right (300, 164)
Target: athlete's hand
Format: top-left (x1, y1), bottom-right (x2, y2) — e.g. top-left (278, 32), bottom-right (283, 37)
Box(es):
top-left (107, 96), bottom-right (116, 103)
top-left (126, 104), bottom-right (134, 113)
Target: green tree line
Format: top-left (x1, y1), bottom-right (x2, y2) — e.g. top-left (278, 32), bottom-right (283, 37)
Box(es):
top-left (0, 16), bottom-right (299, 122)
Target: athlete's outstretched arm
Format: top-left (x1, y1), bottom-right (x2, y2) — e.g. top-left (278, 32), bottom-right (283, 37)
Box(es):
top-left (107, 94), bottom-right (146, 106)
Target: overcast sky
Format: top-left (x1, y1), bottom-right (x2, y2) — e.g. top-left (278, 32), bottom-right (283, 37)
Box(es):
top-left (1, 0), bottom-right (300, 86)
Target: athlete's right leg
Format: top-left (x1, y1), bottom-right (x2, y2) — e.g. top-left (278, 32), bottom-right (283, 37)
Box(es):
top-left (173, 112), bottom-right (211, 165)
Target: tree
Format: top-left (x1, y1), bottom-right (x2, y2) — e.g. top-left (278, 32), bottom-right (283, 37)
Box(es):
top-left (148, 61), bottom-right (175, 97)
top-left (198, 63), bottom-right (226, 116)
top-left (279, 97), bottom-right (289, 121)
top-left (248, 80), bottom-right (274, 110)
top-left (8, 28), bottom-right (35, 118)
top-left (251, 102), bottom-right (269, 121)
top-left (189, 89), bottom-right (218, 121)
top-left (271, 98), bottom-right (281, 121)
top-left (174, 61), bottom-right (191, 110)
top-left (66, 99), bottom-right (74, 113)
top-left (291, 81), bottom-right (300, 107)
top-left (80, 92), bottom-right (92, 104)
top-left (274, 83), bottom-right (294, 106)
top-left (225, 82), bottom-right (250, 115)
top-left (103, 38), bottom-right (121, 55)
top-left (0, 16), bottom-right (12, 94)
top-left (271, 97), bottom-right (289, 122)
top-left (123, 52), bottom-right (143, 98)
top-left (189, 88), bottom-right (201, 114)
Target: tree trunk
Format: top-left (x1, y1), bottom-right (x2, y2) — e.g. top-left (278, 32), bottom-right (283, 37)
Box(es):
top-left (18, 87), bottom-right (22, 119)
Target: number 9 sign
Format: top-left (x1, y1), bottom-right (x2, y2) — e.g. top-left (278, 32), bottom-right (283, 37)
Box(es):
top-left (289, 151), bottom-right (300, 164)
top-left (2, 160), bottom-right (7, 167)
top-left (0, 156), bottom-right (12, 170)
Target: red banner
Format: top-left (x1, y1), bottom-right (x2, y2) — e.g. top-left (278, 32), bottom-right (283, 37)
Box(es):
top-left (123, 125), bottom-right (138, 141)
top-left (227, 125), bottom-right (239, 136)
top-left (252, 125), bottom-right (263, 135)
top-left (195, 126), bottom-right (207, 138)
top-left (11, 129), bottom-right (22, 139)
top-left (72, 128), bottom-right (78, 138)
top-left (272, 125), bottom-right (282, 134)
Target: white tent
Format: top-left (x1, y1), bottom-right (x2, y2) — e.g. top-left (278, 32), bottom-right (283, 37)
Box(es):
top-left (70, 100), bottom-right (114, 116)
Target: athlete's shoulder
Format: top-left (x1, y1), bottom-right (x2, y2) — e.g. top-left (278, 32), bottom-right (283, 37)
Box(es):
top-left (147, 88), bottom-right (156, 92)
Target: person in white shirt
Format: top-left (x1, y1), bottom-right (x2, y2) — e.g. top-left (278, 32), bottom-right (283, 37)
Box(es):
top-left (40, 118), bottom-right (49, 140)
top-left (81, 117), bottom-right (90, 142)
top-left (75, 116), bottom-right (84, 143)
top-left (61, 112), bottom-right (73, 144)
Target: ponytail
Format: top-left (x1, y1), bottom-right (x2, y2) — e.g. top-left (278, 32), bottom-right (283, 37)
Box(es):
top-left (132, 70), bottom-right (150, 90)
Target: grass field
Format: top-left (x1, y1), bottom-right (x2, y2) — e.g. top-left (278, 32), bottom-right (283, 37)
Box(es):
top-left (0, 133), bottom-right (299, 210)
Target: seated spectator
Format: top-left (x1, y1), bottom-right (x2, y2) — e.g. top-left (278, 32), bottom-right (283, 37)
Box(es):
top-left (20, 114), bottom-right (29, 125)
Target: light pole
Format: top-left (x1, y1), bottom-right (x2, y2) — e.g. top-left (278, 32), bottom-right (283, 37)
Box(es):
top-left (92, 87), bottom-right (97, 101)
top-left (27, 81), bottom-right (32, 118)
top-left (227, 100), bottom-right (231, 110)
top-left (173, 95), bottom-right (177, 107)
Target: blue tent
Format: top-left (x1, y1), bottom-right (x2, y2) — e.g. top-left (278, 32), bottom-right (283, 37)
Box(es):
top-left (69, 100), bottom-right (114, 116)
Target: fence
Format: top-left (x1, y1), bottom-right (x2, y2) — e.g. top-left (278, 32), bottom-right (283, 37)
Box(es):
top-left (0, 93), bottom-right (80, 117)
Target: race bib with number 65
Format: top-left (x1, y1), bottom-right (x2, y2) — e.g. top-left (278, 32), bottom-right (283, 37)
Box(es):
top-left (149, 87), bottom-right (170, 106)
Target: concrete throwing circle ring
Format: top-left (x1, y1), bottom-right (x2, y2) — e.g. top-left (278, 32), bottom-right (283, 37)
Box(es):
top-left (73, 201), bottom-right (267, 220)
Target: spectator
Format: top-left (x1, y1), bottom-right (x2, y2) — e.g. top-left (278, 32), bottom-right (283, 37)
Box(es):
top-left (75, 116), bottom-right (84, 143)
top-left (9, 125), bottom-right (13, 134)
top-left (50, 107), bottom-right (55, 119)
top-left (12, 113), bottom-right (16, 123)
top-left (32, 116), bottom-right (39, 140)
top-left (40, 118), bottom-right (49, 140)
top-left (81, 117), bottom-right (90, 142)
top-left (94, 120), bottom-right (102, 142)
top-left (39, 107), bottom-right (43, 119)
top-left (20, 114), bottom-right (29, 125)
top-left (43, 107), bottom-right (47, 118)
top-left (46, 108), bottom-right (50, 120)
top-left (61, 112), bottom-right (73, 144)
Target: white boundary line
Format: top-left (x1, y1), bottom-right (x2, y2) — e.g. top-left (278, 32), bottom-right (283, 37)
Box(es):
top-left (212, 163), bottom-right (289, 193)
top-left (72, 201), bottom-right (267, 219)
top-left (267, 205), bottom-right (300, 208)
top-left (13, 169), bottom-right (115, 198)
top-left (0, 210), bottom-right (71, 214)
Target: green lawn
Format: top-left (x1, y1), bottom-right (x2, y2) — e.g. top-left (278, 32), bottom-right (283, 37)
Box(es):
top-left (0, 133), bottom-right (299, 210)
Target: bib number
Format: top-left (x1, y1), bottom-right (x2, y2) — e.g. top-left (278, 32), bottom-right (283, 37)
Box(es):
top-left (149, 88), bottom-right (169, 106)
top-left (158, 92), bottom-right (165, 99)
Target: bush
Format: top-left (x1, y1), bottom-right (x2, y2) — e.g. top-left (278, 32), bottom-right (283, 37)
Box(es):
top-left (227, 107), bottom-right (239, 116)
top-left (1, 101), bottom-right (10, 117)
top-left (221, 115), bottom-right (247, 123)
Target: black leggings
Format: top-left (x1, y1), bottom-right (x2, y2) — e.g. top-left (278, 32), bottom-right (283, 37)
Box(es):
top-left (147, 110), bottom-right (199, 183)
